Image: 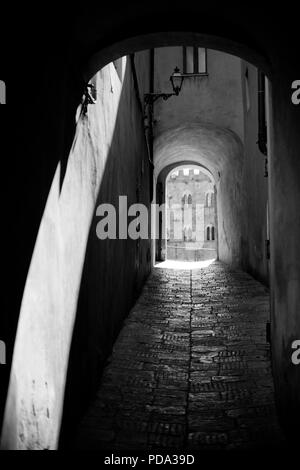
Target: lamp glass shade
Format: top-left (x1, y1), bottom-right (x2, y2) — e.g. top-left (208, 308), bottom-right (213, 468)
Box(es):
top-left (170, 67), bottom-right (184, 95)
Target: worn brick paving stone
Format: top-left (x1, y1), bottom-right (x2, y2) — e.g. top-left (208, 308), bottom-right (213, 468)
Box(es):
top-left (76, 261), bottom-right (285, 450)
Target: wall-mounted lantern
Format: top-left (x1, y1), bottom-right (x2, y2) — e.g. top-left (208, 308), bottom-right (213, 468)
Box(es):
top-left (144, 67), bottom-right (184, 109)
top-left (82, 83), bottom-right (97, 116)
top-left (170, 66), bottom-right (184, 95)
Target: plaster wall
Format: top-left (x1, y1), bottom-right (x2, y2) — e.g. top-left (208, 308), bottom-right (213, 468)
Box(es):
top-left (240, 61), bottom-right (269, 285)
top-left (1, 56), bottom-right (151, 449)
top-left (153, 47), bottom-right (244, 140)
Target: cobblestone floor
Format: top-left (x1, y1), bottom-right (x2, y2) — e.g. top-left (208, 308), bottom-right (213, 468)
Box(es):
top-left (77, 261), bottom-right (285, 450)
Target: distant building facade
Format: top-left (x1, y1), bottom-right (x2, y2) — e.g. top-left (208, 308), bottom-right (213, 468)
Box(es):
top-left (166, 167), bottom-right (217, 260)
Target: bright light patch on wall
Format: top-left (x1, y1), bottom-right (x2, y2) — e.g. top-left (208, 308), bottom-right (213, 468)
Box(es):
top-left (113, 56), bottom-right (126, 82)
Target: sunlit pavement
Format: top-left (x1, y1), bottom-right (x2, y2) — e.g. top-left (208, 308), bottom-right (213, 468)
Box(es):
top-left (155, 258), bottom-right (216, 270)
top-left (77, 261), bottom-right (285, 450)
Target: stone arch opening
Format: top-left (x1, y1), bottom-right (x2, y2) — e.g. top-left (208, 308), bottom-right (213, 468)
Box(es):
top-left (153, 123), bottom-right (244, 267)
top-left (155, 162), bottom-right (218, 264)
top-left (83, 32), bottom-right (272, 82)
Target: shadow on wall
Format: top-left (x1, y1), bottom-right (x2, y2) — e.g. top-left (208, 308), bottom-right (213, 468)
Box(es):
top-left (0, 54), bottom-right (85, 431)
top-left (58, 62), bottom-right (151, 449)
top-left (1, 58), bottom-right (151, 450)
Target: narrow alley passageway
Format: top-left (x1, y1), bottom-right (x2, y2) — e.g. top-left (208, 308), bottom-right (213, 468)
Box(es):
top-left (76, 261), bottom-right (285, 450)
top-left (2, 5), bottom-right (300, 451)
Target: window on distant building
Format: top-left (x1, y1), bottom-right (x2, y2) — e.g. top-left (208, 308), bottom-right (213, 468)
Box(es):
top-left (205, 191), bottom-right (214, 207)
top-left (206, 226), bottom-right (210, 241)
top-left (206, 225), bottom-right (215, 241)
top-left (183, 47), bottom-right (207, 75)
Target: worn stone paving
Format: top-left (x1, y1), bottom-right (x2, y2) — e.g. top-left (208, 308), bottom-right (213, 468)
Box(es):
top-left (77, 261), bottom-right (285, 450)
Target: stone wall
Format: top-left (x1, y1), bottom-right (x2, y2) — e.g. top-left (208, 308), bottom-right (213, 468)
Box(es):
top-left (154, 47), bottom-right (244, 140)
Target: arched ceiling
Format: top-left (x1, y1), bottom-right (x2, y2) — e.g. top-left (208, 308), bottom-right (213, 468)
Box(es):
top-left (84, 32), bottom-right (271, 81)
top-left (154, 122), bottom-right (244, 182)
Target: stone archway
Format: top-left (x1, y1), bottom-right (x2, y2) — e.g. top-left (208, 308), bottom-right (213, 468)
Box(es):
top-left (153, 123), bottom-right (244, 267)
top-left (83, 32), bottom-right (272, 82)
top-left (154, 161), bottom-right (215, 262)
